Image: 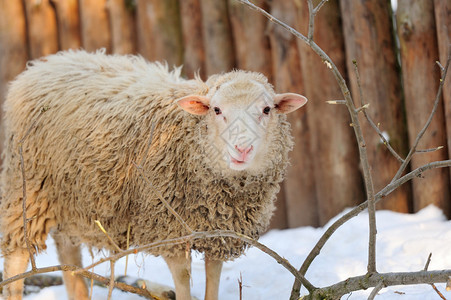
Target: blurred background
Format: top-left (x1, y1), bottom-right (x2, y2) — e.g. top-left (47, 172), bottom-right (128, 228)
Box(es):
top-left (0, 0), bottom-right (449, 229)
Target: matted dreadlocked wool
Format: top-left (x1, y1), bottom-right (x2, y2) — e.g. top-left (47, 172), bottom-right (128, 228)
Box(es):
top-left (1, 50), bottom-right (293, 261)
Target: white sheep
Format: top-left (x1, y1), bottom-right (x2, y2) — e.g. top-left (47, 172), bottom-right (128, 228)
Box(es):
top-left (0, 50), bottom-right (307, 300)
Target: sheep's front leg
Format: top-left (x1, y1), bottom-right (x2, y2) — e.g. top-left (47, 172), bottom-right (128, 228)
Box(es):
top-left (164, 255), bottom-right (192, 300)
top-left (205, 258), bottom-right (222, 300)
top-left (3, 248), bottom-right (29, 300)
top-left (53, 234), bottom-right (89, 300)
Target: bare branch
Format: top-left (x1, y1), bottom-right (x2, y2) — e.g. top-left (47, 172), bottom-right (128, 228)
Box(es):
top-left (294, 160), bottom-right (451, 298)
top-left (0, 264), bottom-right (158, 299)
top-left (72, 229), bottom-right (316, 292)
top-left (233, 2), bottom-right (451, 298)
top-left (310, 270), bottom-right (451, 299)
top-left (307, 0), bottom-right (314, 40)
top-left (18, 109), bottom-right (49, 272)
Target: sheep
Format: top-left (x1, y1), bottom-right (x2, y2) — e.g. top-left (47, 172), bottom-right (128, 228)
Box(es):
top-left (0, 49), bottom-right (307, 300)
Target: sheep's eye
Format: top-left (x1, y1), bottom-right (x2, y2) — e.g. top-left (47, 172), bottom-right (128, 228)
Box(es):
top-left (214, 107), bottom-right (222, 115)
top-left (263, 106), bottom-right (271, 115)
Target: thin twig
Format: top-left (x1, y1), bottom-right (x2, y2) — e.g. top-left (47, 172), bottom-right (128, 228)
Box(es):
top-left (392, 46), bottom-right (451, 182)
top-left (307, 0), bottom-right (315, 40)
top-left (238, 273), bottom-right (243, 300)
top-left (416, 146), bottom-right (444, 153)
top-left (19, 144), bottom-right (37, 271)
top-left (233, 0), bottom-right (309, 44)
top-left (430, 284), bottom-right (447, 300)
top-left (18, 107), bottom-right (49, 272)
top-left (353, 60), bottom-right (404, 163)
top-left (19, 119), bottom-right (43, 272)
top-left (368, 281), bottom-right (384, 300)
top-left (314, 0), bottom-right (329, 14)
top-left (424, 253), bottom-right (432, 271)
top-left (107, 260), bottom-right (116, 300)
top-left (424, 253), bottom-right (447, 300)
top-left (125, 223), bottom-right (131, 276)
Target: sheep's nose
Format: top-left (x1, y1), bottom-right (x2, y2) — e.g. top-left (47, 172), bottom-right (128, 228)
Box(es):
top-left (235, 145), bottom-right (253, 154)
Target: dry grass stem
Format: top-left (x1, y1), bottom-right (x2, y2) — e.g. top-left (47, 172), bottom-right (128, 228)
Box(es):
top-left (94, 220), bottom-right (123, 253)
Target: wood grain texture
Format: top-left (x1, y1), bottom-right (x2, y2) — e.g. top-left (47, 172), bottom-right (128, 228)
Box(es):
top-left (107, 0), bottom-right (137, 54)
top-left (136, 0), bottom-right (183, 65)
top-left (24, 0), bottom-right (58, 58)
top-left (340, 0), bottom-right (411, 213)
top-left (269, 0), bottom-right (318, 228)
top-left (180, 0), bottom-right (206, 79)
top-left (298, 0), bottom-right (364, 225)
top-left (52, 0), bottom-right (81, 50)
top-left (434, 0), bottom-right (451, 186)
top-left (397, 0), bottom-right (450, 216)
top-left (79, 0), bottom-right (111, 52)
top-left (228, 0), bottom-right (272, 80)
top-left (200, 0), bottom-right (235, 75)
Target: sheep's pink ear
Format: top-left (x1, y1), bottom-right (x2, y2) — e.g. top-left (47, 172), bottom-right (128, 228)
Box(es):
top-left (274, 93), bottom-right (308, 114)
top-left (177, 95), bottom-right (210, 115)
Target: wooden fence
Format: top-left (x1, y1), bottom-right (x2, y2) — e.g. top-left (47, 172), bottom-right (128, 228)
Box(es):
top-left (0, 0), bottom-right (450, 228)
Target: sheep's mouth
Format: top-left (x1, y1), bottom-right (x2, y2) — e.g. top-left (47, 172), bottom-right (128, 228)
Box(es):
top-left (230, 157), bottom-right (246, 164)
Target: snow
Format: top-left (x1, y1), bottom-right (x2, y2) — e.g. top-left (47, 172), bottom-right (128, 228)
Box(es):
top-left (1, 205), bottom-right (450, 300)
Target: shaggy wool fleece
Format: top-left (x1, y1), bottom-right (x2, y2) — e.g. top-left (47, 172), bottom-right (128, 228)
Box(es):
top-left (0, 50), bottom-right (293, 261)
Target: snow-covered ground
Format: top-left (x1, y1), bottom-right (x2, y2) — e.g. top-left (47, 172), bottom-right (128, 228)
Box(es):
top-left (1, 205), bottom-right (450, 300)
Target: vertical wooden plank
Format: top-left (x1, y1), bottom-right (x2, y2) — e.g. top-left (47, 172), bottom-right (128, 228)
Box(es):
top-left (180, 0), bottom-right (206, 79)
top-left (24, 0), bottom-right (59, 58)
top-left (297, 0), bottom-right (364, 225)
top-left (79, 0), bottom-right (111, 52)
top-left (200, 0), bottom-right (235, 76)
top-left (340, 0), bottom-right (411, 213)
top-left (52, 0), bottom-right (81, 50)
top-left (136, 0), bottom-right (183, 66)
top-left (228, 0), bottom-right (272, 79)
top-left (0, 0), bottom-right (29, 167)
top-left (107, 0), bottom-right (137, 54)
top-left (397, 0), bottom-right (450, 216)
top-left (269, 0), bottom-right (318, 228)
top-left (434, 0), bottom-right (451, 187)
top-left (0, 0), bottom-right (28, 98)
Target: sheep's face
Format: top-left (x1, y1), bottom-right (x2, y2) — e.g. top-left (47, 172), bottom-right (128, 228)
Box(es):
top-left (177, 76), bottom-right (307, 173)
